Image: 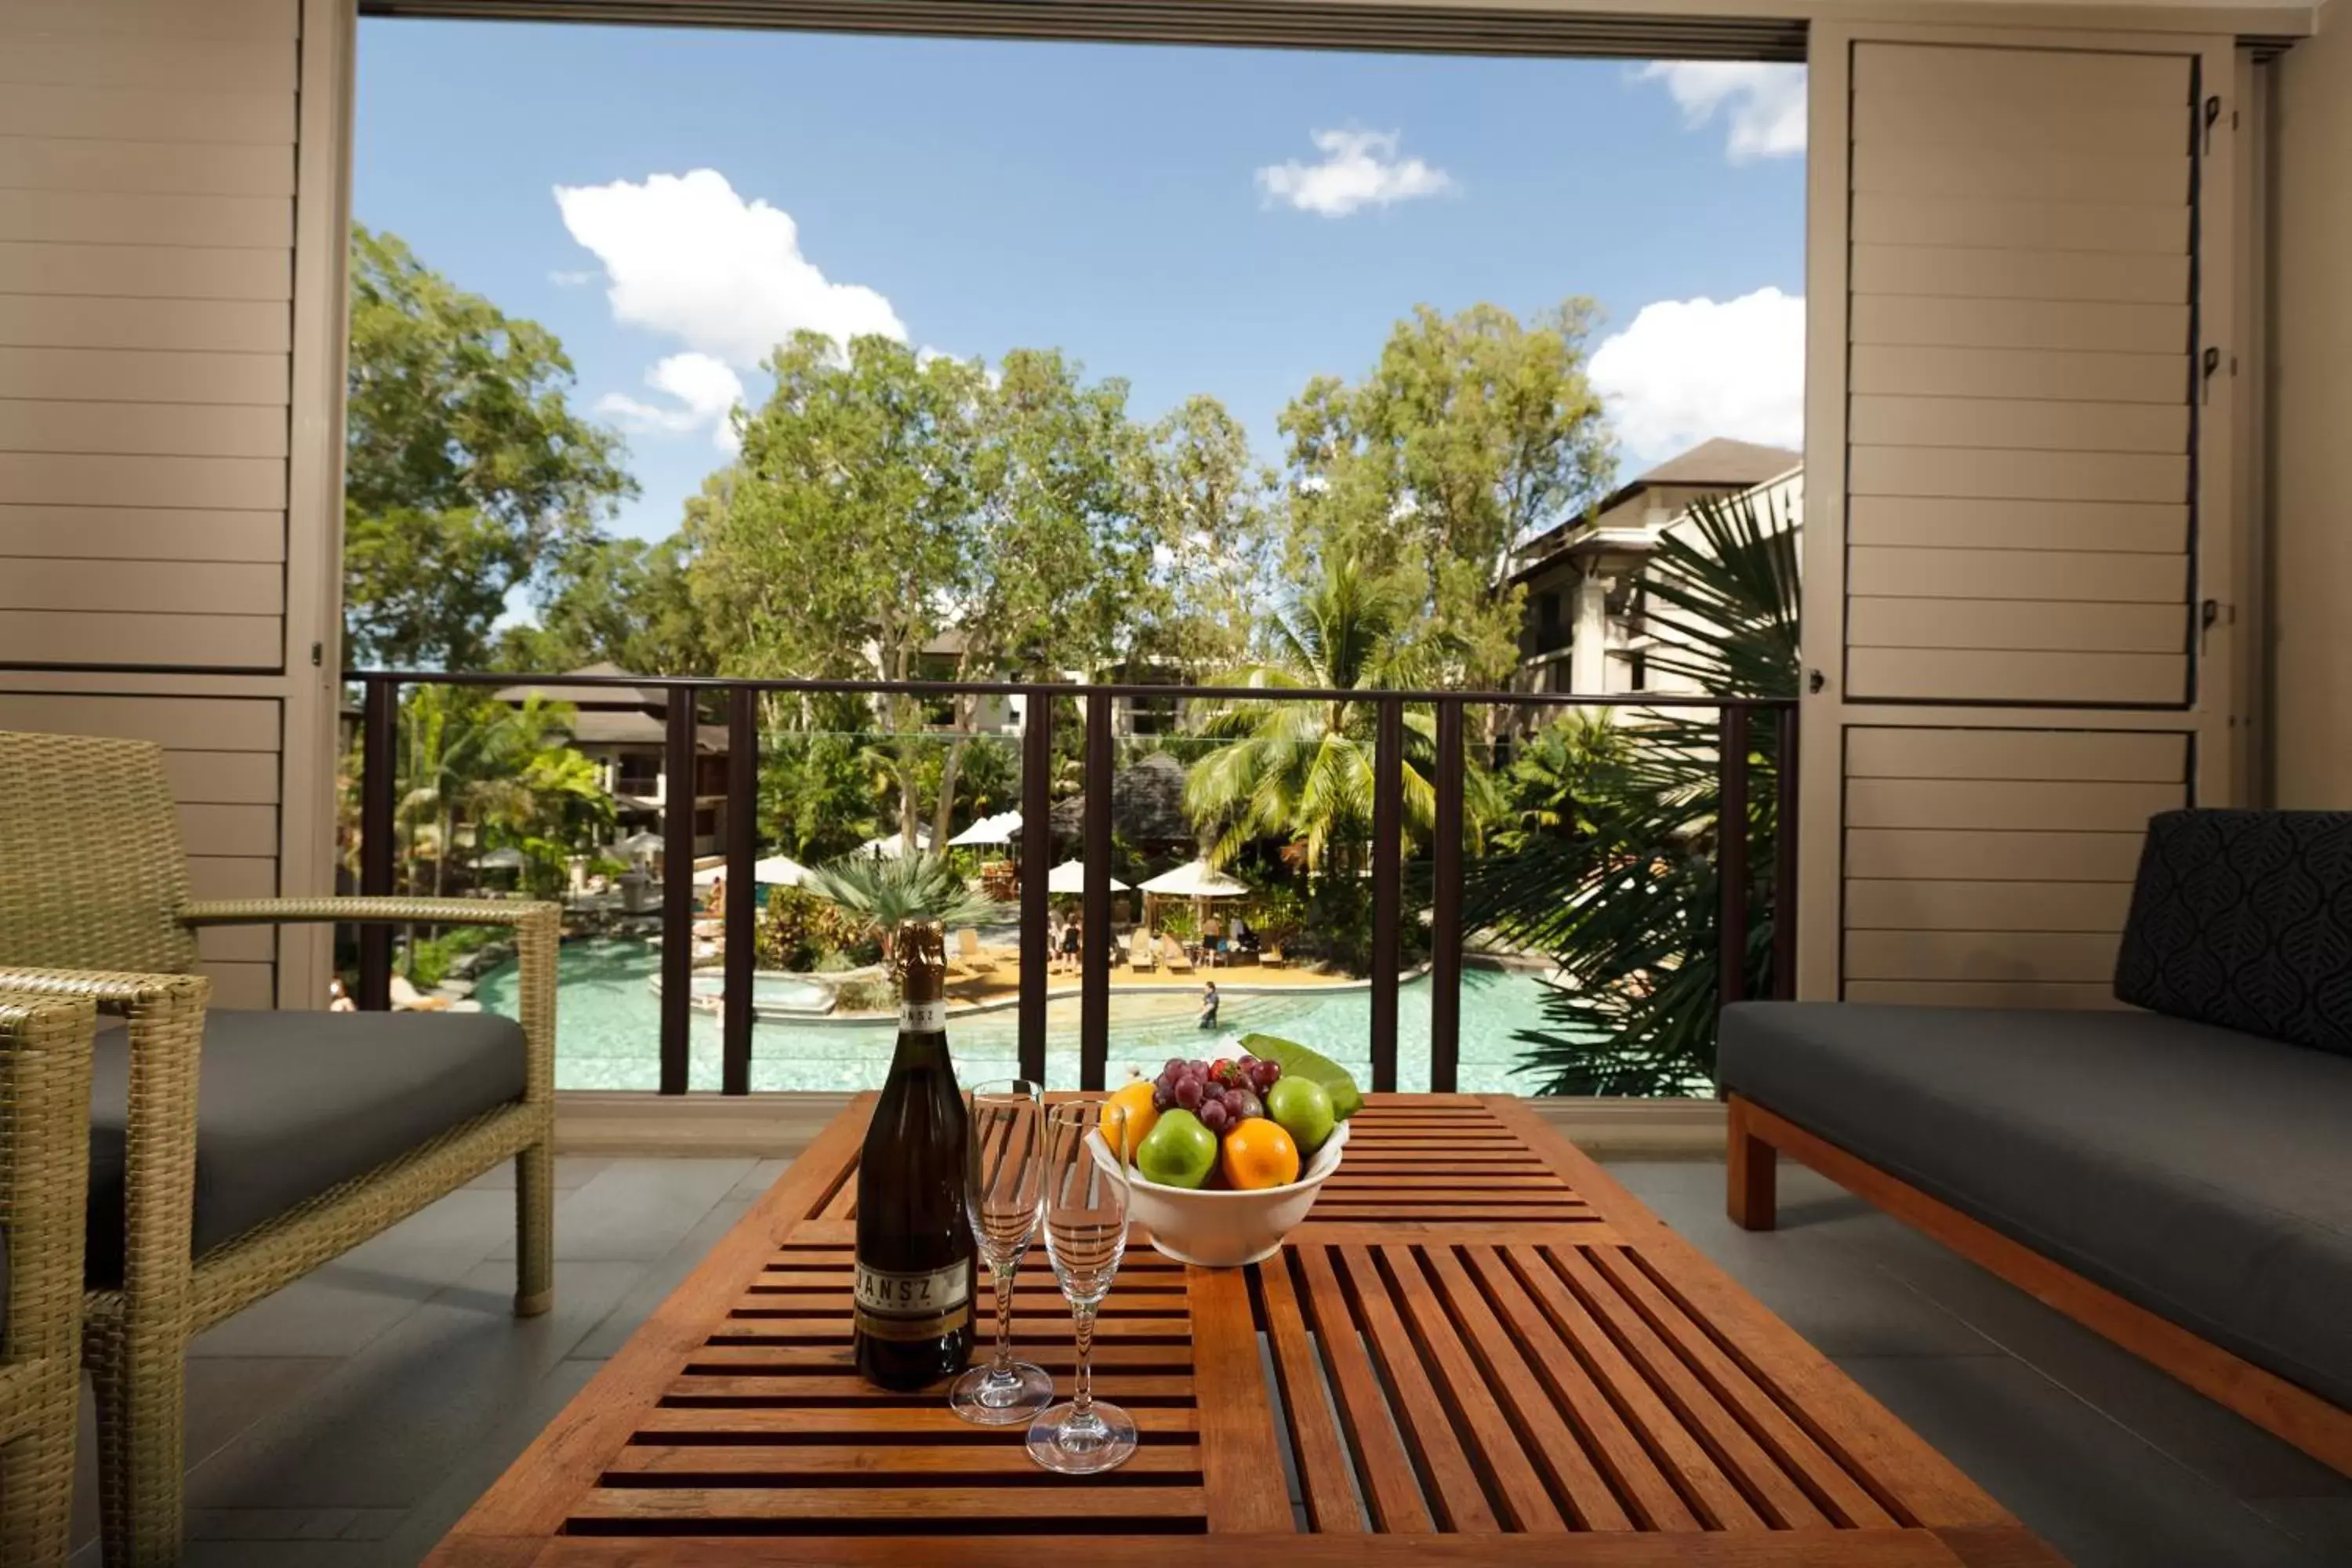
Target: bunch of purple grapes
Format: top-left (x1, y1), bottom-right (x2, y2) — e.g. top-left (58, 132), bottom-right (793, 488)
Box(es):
top-left (1151, 1054), bottom-right (1283, 1136)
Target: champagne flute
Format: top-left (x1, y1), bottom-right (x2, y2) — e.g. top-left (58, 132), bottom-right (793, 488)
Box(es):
top-left (1025, 1098), bottom-right (1137, 1475)
top-left (950, 1080), bottom-right (1054, 1425)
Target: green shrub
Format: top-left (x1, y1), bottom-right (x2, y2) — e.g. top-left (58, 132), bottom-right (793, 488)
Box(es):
top-left (754, 887), bottom-right (862, 971)
top-left (831, 975), bottom-right (899, 1014)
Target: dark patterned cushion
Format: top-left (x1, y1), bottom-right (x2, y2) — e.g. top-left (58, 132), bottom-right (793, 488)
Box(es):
top-left (2114, 810), bottom-right (2352, 1054)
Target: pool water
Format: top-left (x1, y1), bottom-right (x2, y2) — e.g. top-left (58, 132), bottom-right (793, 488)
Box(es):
top-left (473, 939), bottom-right (1557, 1094)
top-left (686, 972), bottom-right (836, 1013)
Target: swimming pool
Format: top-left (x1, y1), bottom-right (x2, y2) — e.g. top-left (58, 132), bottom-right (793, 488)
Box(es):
top-left (472, 939), bottom-right (1559, 1094)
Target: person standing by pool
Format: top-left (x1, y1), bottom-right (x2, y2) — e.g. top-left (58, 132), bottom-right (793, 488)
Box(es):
top-left (1061, 914), bottom-right (1082, 976)
top-left (1197, 979), bottom-right (1219, 1030)
top-left (1046, 911), bottom-right (1065, 974)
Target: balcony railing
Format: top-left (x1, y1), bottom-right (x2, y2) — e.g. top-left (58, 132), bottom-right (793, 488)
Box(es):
top-left (348, 671), bottom-right (1796, 1095)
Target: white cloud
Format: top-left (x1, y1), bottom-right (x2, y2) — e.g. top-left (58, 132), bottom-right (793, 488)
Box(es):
top-left (596, 351), bottom-right (746, 452)
top-left (1638, 63), bottom-right (1806, 164)
top-left (1589, 287), bottom-right (1804, 461)
top-left (554, 169), bottom-right (905, 368)
top-left (1255, 129), bottom-right (1456, 217)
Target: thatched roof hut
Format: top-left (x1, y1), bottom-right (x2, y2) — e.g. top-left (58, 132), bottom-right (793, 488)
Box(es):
top-left (1047, 751), bottom-right (1196, 848)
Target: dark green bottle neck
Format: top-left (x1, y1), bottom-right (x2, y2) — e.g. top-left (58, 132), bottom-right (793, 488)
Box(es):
top-left (886, 1029), bottom-right (954, 1079)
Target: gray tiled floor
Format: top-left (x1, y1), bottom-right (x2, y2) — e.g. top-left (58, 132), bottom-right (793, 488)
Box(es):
top-left (64, 1153), bottom-right (2350, 1566)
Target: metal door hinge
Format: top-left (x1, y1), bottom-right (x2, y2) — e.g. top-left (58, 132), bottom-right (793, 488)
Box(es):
top-left (2203, 95), bottom-right (2223, 154)
top-left (2201, 347), bottom-right (2223, 403)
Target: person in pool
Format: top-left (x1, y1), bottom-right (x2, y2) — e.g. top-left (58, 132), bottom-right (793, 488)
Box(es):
top-left (1197, 979), bottom-right (1220, 1029)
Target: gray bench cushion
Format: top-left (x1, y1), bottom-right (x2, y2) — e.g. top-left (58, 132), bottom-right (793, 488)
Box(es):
top-left (1721, 1000), bottom-right (2352, 1409)
top-left (87, 1009), bottom-right (527, 1289)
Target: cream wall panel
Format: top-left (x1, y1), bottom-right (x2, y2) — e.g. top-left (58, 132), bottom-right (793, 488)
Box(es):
top-left (1849, 347), bottom-right (2182, 405)
top-left (1848, 546), bottom-right (2185, 602)
top-left (196, 925), bottom-right (274, 964)
top-left (1848, 497), bottom-right (2186, 554)
top-left (0, 453), bottom-right (285, 510)
top-left (5, 0), bottom-right (298, 38)
top-left (1848, 447), bottom-right (2187, 504)
top-left (1849, 93), bottom-right (2185, 156)
top-left (1848, 776), bottom-right (2183, 832)
top-left (0, 399), bottom-right (288, 459)
top-left (1846, 879), bottom-right (2136, 932)
top-left (176, 802), bottom-right (278, 858)
top-left (0, 506), bottom-right (282, 562)
top-left (0, 241), bottom-right (292, 302)
top-left (0, 693), bottom-right (278, 750)
top-left (0, 296), bottom-right (290, 354)
top-left (1851, 296), bottom-right (2187, 354)
top-left (187, 856), bottom-right (274, 901)
top-left (1846, 827), bottom-right (2150, 883)
top-left (0, 84), bottom-right (296, 145)
top-left (0, 191), bottom-right (290, 248)
top-left (0, 347), bottom-right (288, 405)
top-left (1848, 597), bottom-right (2188, 654)
top-left (1849, 142), bottom-right (2186, 205)
top-left (1850, 245), bottom-right (2187, 306)
top-left (1846, 728), bottom-right (2187, 782)
top-left (0, 610), bottom-right (278, 668)
top-left (1851, 194), bottom-right (2186, 254)
top-left (1848, 396), bottom-right (2184, 454)
top-left (1846, 929), bottom-right (2122, 983)
top-left (202, 961), bottom-right (275, 1009)
top-left (163, 750), bottom-right (279, 804)
top-left (0, 136), bottom-right (295, 199)
top-left (0, 559), bottom-right (281, 615)
top-left (1844, 980), bottom-right (2126, 1010)
top-left (1852, 43), bottom-right (2188, 104)
top-left (0, 35), bottom-right (298, 94)
top-left (1849, 647), bottom-right (2186, 704)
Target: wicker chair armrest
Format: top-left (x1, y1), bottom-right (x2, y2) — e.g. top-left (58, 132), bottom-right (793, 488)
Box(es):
top-left (0, 967), bottom-right (208, 1016)
top-left (180, 897), bottom-right (559, 932)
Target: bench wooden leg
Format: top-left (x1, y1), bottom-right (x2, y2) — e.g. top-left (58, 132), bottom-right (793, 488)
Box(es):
top-left (1726, 1096), bottom-right (1777, 1231)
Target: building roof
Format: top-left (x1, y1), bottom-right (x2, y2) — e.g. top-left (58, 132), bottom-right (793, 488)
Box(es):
top-left (1509, 438), bottom-right (1802, 582)
top-left (1047, 751), bottom-right (1195, 846)
top-left (493, 661), bottom-right (668, 711)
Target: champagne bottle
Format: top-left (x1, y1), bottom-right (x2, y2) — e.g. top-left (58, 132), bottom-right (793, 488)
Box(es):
top-left (854, 919), bottom-right (976, 1390)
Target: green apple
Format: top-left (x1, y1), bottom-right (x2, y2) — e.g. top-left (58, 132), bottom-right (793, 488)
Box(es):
top-left (1135, 1108), bottom-right (1218, 1189)
top-left (1265, 1076), bottom-right (1337, 1156)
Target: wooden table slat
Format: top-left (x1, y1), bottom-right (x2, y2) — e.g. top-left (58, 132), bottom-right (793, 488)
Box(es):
top-left (430, 1094), bottom-right (2050, 1563)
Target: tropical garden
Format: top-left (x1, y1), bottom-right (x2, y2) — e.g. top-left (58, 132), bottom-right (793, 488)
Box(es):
top-left (343, 224), bottom-right (1798, 1093)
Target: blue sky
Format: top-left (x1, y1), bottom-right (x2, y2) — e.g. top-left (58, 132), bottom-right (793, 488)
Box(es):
top-left (354, 22), bottom-right (1806, 543)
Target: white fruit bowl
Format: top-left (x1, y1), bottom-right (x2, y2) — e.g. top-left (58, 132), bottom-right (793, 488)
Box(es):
top-left (1087, 1120), bottom-right (1350, 1268)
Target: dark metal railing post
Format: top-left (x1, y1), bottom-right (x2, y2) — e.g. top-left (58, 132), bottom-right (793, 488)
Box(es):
top-left (722, 686), bottom-right (757, 1094)
top-left (660, 688), bottom-right (697, 1094)
top-left (1018, 688), bottom-right (1052, 1084)
top-left (1080, 690), bottom-right (1113, 1091)
top-left (1773, 703), bottom-right (1800, 1001)
top-left (357, 675), bottom-right (397, 1011)
top-left (1369, 696), bottom-right (1403, 1094)
top-left (1428, 698), bottom-right (1465, 1094)
top-left (1718, 704), bottom-right (1752, 1014)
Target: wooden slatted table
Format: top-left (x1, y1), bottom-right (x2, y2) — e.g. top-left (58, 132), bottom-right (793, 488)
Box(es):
top-left (430, 1094), bottom-right (2061, 1565)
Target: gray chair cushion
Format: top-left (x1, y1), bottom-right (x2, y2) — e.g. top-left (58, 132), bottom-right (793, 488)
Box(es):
top-left (1721, 1000), bottom-right (2352, 1409)
top-left (87, 1009), bottom-right (527, 1289)
top-left (2114, 808), bottom-right (2352, 1054)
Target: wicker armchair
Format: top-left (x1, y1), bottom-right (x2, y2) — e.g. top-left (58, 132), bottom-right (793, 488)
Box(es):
top-left (0, 993), bottom-right (98, 1566)
top-left (0, 730), bottom-right (557, 1565)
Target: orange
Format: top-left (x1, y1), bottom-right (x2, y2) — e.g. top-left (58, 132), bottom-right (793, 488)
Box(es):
top-left (1219, 1117), bottom-right (1301, 1191)
top-left (1104, 1079), bottom-right (1159, 1163)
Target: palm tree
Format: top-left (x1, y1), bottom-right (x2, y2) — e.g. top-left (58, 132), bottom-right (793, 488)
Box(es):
top-left (805, 851), bottom-right (1007, 957)
top-left (1468, 488), bottom-right (1800, 1095)
top-left (395, 688), bottom-right (575, 898)
top-left (1182, 557), bottom-right (1438, 873)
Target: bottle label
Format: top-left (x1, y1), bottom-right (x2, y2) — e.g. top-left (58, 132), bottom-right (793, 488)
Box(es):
top-left (854, 1261), bottom-right (971, 1341)
top-left (899, 999), bottom-right (947, 1033)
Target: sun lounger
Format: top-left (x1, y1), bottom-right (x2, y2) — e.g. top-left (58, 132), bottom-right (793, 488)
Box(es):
top-left (1128, 931), bottom-right (1157, 972)
top-left (1161, 935), bottom-right (1195, 974)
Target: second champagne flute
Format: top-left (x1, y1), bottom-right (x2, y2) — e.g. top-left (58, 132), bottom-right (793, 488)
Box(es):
top-left (950, 1080), bottom-right (1054, 1425)
top-left (1026, 1099), bottom-right (1137, 1475)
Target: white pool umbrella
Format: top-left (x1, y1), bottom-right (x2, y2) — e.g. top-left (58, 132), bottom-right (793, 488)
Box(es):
top-left (1046, 858), bottom-right (1129, 895)
top-left (618, 830), bottom-right (664, 858)
top-left (477, 846), bottom-right (528, 871)
top-left (753, 854), bottom-right (811, 887)
top-left (948, 810), bottom-right (1021, 847)
top-left (1139, 858), bottom-right (1251, 898)
top-left (853, 828), bottom-right (935, 859)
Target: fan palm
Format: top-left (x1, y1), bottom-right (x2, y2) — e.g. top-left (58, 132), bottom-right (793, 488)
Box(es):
top-left (1468, 487), bottom-right (1800, 1095)
top-left (805, 850), bottom-right (1008, 955)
